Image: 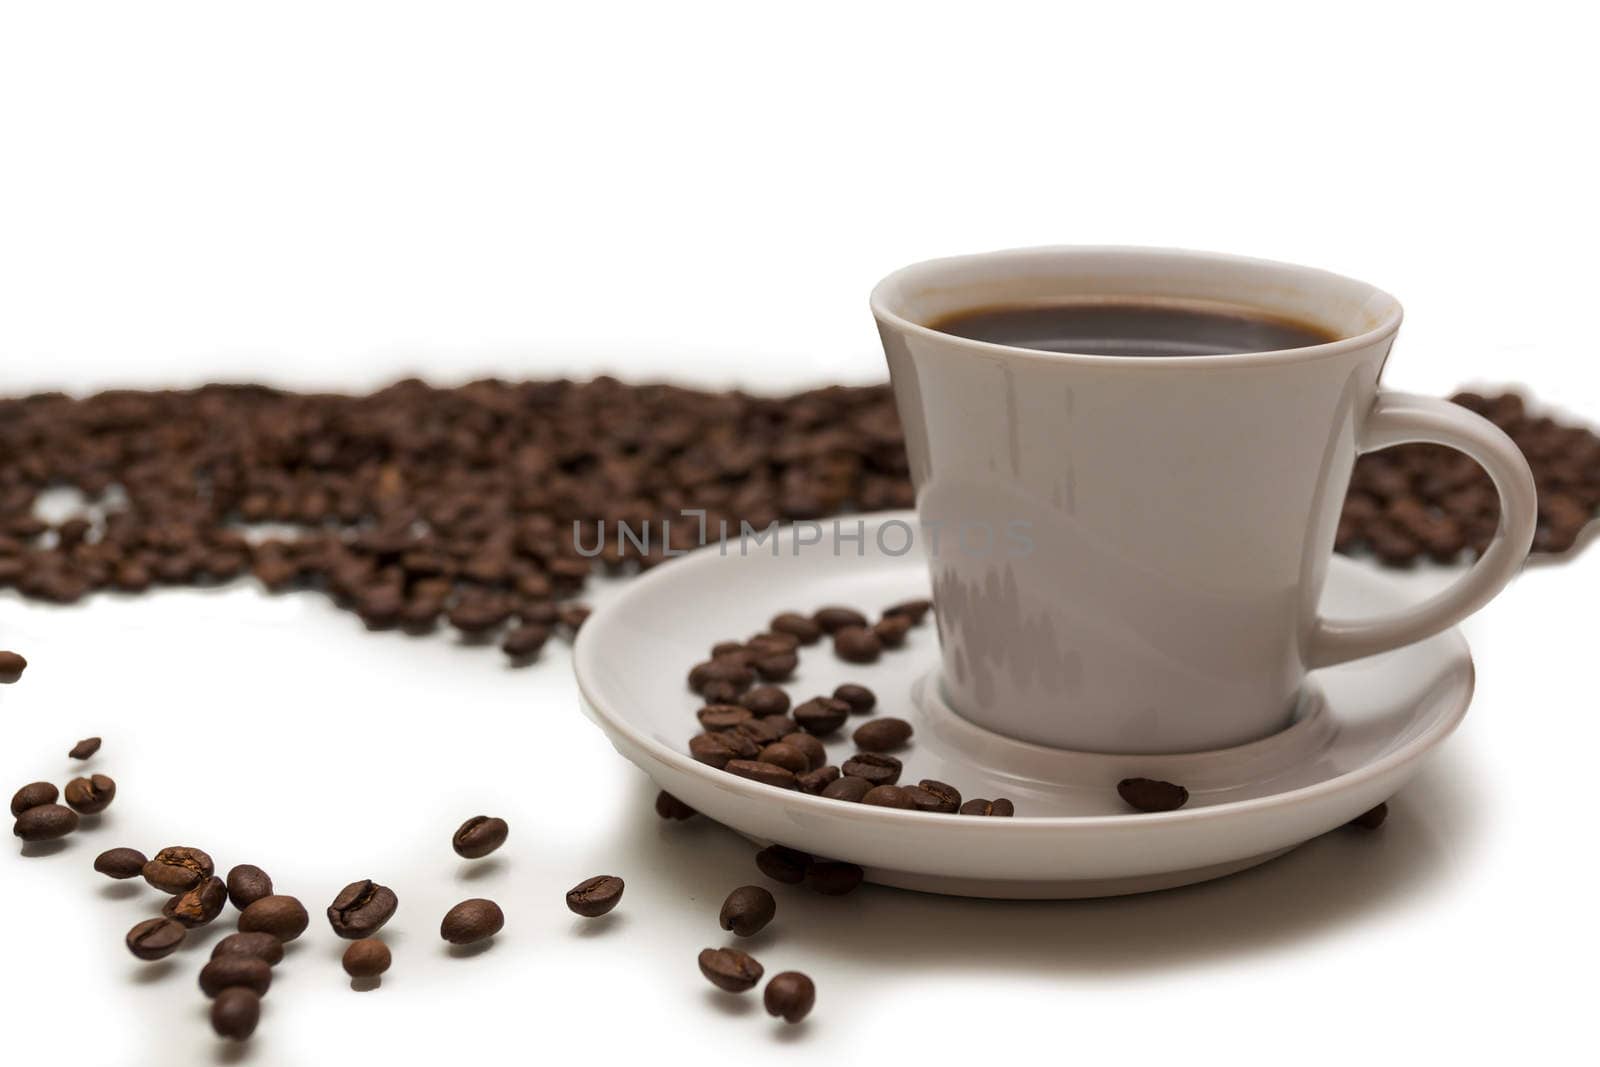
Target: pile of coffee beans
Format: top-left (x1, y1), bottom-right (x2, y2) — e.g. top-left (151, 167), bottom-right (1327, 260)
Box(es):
top-left (10, 739), bottom-right (117, 844)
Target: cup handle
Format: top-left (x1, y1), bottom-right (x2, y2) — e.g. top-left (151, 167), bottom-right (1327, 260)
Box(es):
top-left (1305, 391), bottom-right (1538, 669)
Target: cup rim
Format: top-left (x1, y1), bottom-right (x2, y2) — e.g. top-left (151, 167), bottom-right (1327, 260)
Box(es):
top-left (869, 244), bottom-right (1404, 368)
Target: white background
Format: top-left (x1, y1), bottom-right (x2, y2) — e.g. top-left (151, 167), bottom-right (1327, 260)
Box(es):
top-left (1, 2), bottom-right (1596, 1064)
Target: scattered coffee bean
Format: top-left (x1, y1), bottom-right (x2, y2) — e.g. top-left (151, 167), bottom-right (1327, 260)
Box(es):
top-left (833, 625), bottom-right (882, 664)
top-left (688, 658), bottom-right (755, 695)
top-left (1117, 777), bottom-right (1189, 813)
top-left (566, 875), bottom-right (625, 917)
top-left (710, 640), bottom-right (747, 659)
top-left (739, 685), bottom-right (791, 717)
top-left (501, 622), bottom-right (551, 659)
top-left (9, 781), bottom-right (57, 817)
top-left (757, 742), bottom-right (810, 775)
top-left (655, 790), bottom-right (697, 820)
top-left (63, 774), bottom-right (116, 815)
top-left (211, 987), bottom-right (261, 1040)
top-left (238, 895), bottom-right (310, 942)
top-left (882, 598), bottom-right (933, 625)
top-left (225, 864), bottom-right (274, 909)
top-left (689, 731), bottom-right (756, 769)
top-left (1347, 802), bottom-right (1389, 829)
top-left (700, 679), bottom-right (747, 704)
top-left (725, 759), bottom-right (798, 790)
top-left (558, 603), bottom-right (591, 634)
top-left (805, 860), bottom-right (864, 895)
top-left (812, 606), bottom-right (867, 633)
top-left (698, 947), bottom-right (764, 992)
top-left (820, 775), bottom-right (872, 803)
top-left (755, 845), bottom-right (813, 884)
top-left (751, 651), bottom-right (799, 681)
top-left (328, 879), bottom-right (399, 939)
top-left (862, 785), bottom-right (917, 809)
top-left (126, 916), bottom-right (187, 961)
top-left (913, 779), bottom-right (962, 813)
top-left (212, 932), bottom-right (284, 966)
top-left (733, 715), bottom-right (792, 745)
top-left (143, 846), bottom-right (215, 894)
top-left (770, 612), bottom-right (823, 644)
top-left (797, 765), bottom-right (841, 794)
top-left (959, 798), bottom-right (1015, 817)
top-left (0, 650), bottom-right (26, 680)
top-left (14, 803), bottom-right (78, 841)
top-left (793, 696), bottom-right (850, 736)
top-left (852, 717), bottom-right (912, 752)
top-left (452, 815), bottom-right (510, 859)
top-left (840, 752), bottom-right (901, 786)
top-left (764, 971), bottom-right (816, 1023)
top-left (873, 615), bottom-right (912, 647)
top-left (698, 704), bottom-right (753, 731)
top-left (94, 847), bottom-right (148, 879)
top-left (746, 632), bottom-right (800, 655)
top-left (832, 683), bottom-right (876, 714)
top-left (441, 898), bottom-right (504, 944)
top-left (342, 938), bottom-right (392, 978)
top-left (719, 885), bottom-right (777, 937)
top-left (780, 732), bottom-right (826, 771)
top-left (67, 737), bottom-right (102, 760)
top-left (199, 955), bottom-right (273, 998)
top-left (163, 876), bottom-right (229, 927)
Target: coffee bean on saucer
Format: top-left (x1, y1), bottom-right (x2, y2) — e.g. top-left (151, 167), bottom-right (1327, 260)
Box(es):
top-left (143, 846), bottom-right (214, 894)
top-left (688, 659), bottom-right (755, 695)
top-left (739, 686), bottom-right (791, 717)
top-left (68, 737), bottom-right (102, 760)
top-left (913, 779), bottom-right (962, 813)
top-left (95, 847), bottom-right (148, 879)
top-left (452, 816), bottom-right (510, 859)
top-left (833, 626), bottom-right (882, 664)
top-left (959, 798), bottom-right (1015, 817)
top-left (873, 615), bottom-right (912, 648)
top-left (10, 781), bottom-right (57, 817)
top-left (746, 632), bottom-right (800, 655)
top-left (797, 765), bottom-right (840, 794)
top-left (655, 791), bottom-right (697, 820)
top-left (199, 955), bottom-right (273, 998)
top-left (63, 774), bottom-right (116, 814)
top-left (719, 885), bottom-right (776, 937)
top-left (501, 623), bottom-right (551, 659)
top-left (211, 988), bottom-right (261, 1040)
top-left (764, 971), bottom-right (816, 1023)
top-left (212, 932), bottom-right (284, 966)
top-left (840, 753), bottom-right (901, 786)
top-left (757, 743), bottom-right (810, 775)
top-left (1347, 802), bottom-right (1389, 829)
top-left (755, 845), bottom-right (813, 884)
top-left (711, 641), bottom-right (748, 659)
top-left (812, 607), bottom-right (867, 634)
top-left (734, 715), bottom-right (793, 745)
top-left (751, 651), bottom-right (799, 681)
top-left (862, 785), bottom-right (917, 809)
top-left (14, 803), bottom-right (78, 841)
top-left (698, 947), bottom-right (764, 992)
top-left (328, 879), bottom-right (399, 938)
top-left (0, 650), bottom-right (26, 680)
top-left (343, 938), bottom-right (392, 978)
top-left (239, 895), bottom-right (310, 941)
top-left (566, 875), bottom-right (624, 917)
top-left (441, 898), bottom-right (504, 944)
top-left (725, 760), bottom-right (799, 790)
top-left (820, 775), bottom-right (872, 802)
top-left (852, 717), bottom-right (912, 752)
top-left (805, 861), bottom-right (864, 895)
top-left (1117, 777), bottom-right (1189, 813)
top-left (701, 680), bottom-right (748, 703)
top-left (126, 916), bottom-right (187, 960)
top-left (698, 704), bottom-right (753, 731)
top-left (770, 612), bottom-right (823, 644)
top-left (883, 598), bottom-right (933, 625)
top-left (689, 732), bottom-right (754, 769)
top-left (794, 697), bottom-right (850, 736)
top-left (225, 865), bottom-right (274, 909)
top-left (780, 732), bottom-right (826, 771)
top-left (163, 876), bottom-right (228, 927)
top-left (832, 683), bottom-right (875, 714)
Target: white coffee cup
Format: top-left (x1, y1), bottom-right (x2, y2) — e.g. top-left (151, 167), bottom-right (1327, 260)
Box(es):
top-left (872, 246), bottom-right (1536, 754)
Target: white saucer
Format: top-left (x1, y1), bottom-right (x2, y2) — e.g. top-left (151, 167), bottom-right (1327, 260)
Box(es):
top-left (573, 511), bottom-right (1473, 898)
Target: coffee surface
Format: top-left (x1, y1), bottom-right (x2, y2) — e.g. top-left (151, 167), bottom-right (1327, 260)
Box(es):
top-left (929, 300), bottom-right (1338, 357)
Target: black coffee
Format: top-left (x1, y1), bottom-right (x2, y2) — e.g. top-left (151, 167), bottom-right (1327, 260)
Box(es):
top-left (930, 300), bottom-right (1338, 357)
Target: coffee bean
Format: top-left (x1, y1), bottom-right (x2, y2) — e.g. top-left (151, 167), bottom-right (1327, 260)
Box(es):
top-left (238, 895), bottom-right (310, 941)
top-left (797, 765), bottom-right (841, 794)
top-left (9, 781), bottom-right (57, 817)
top-left (199, 955), bottom-right (273, 998)
top-left (764, 971), bottom-right (815, 1023)
top-left (831, 683), bottom-right (876, 714)
top-left (755, 845), bottom-right (812, 884)
top-left (820, 775), bottom-right (872, 803)
top-left (840, 752), bottom-right (901, 786)
top-left (833, 625), bottom-right (882, 664)
top-left (501, 622), bottom-right (551, 659)
top-left (719, 885), bottom-right (776, 937)
top-left (873, 615), bottom-right (912, 647)
top-left (710, 640), bottom-right (748, 659)
top-left (751, 651), bottom-right (798, 681)
top-left (688, 658), bottom-right (755, 695)
top-left (211, 987), bottom-right (261, 1040)
top-left (757, 742), bottom-right (810, 775)
top-left (14, 803), bottom-right (78, 841)
top-left (959, 798), bottom-right (1015, 817)
top-left (882, 598), bottom-right (933, 625)
top-left (343, 937), bottom-right (392, 978)
top-left (212, 932), bottom-right (284, 966)
top-left (143, 847), bottom-right (215, 894)
top-left (913, 779), bottom-right (962, 813)
top-left (163, 876), bottom-right (229, 927)
top-left (566, 874), bottom-right (625, 917)
top-left (699, 679), bottom-right (747, 704)
top-left (328, 879), bottom-right (399, 938)
top-left (654, 791), bottom-right (697, 820)
top-left (779, 732), bottom-right (826, 771)
top-left (63, 773), bottom-right (116, 815)
top-left (746, 632), bottom-right (800, 655)
top-left (805, 861), bottom-right (864, 895)
top-left (739, 686), bottom-right (791, 717)
top-left (697, 704), bottom-right (753, 731)
top-left (689, 731), bottom-right (755, 769)
top-left (452, 815), bottom-right (510, 859)
top-left (793, 696), bottom-right (850, 736)
top-left (557, 603), bottom-right (591, 634)
top-left (725, 760), bottom-right (798, 790)
top-left (812, 607), bottom-right (867, 634)
top-left (0, 650), bottom-right (26, 680)
top-left (440, 898), bottom-right (504, 944)
top-left (698, 947), bottom-right (764, 992)
top-left (126, 916), bottom-right (187, 961)
top-left (770, 612), bottom-right (823, 644)
top-left (852, 717), bottom-right (912, 752)
top-left (862, 785), bottom-right (917, 809)
top-left (67, 737), bottom-right (102, 760)
top-left (1117, 777), bottom-right (1189, 813)
top-left (1347, 802), bottom-right (1389, 830)
top-left (733, 715), bottom-right (792, 745)
top-left (225, 864), bottom-right (274, 909)
top-left (95, 847), bottom-right (148, 879)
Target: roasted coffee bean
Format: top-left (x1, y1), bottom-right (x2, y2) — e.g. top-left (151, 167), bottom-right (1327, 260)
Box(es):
top-left (95, 847), bottom-right (148, 879)
top-left (63, 774), bottom-right (116, 815)
top-left (9, 781), bottom-right (57, 817)
top-left (725, 760), bottom-right (798, 790)
top-left (833, 625), bottom-right (882, 663)
top-left (212, 932), bottom-right (284, 966)
top-left (14, 803), bottom-right (78, 841)
top-left (211, 987), bottom-right (261, 1040)
top-left (226, 864), bottom-right (274, 909)
top-left (755, 845), bottom-right (813, 884)
top-left (913, 779), bottom-right (962, 813)
top-left (328, 879), bottom-right (399, 938)
top-left (751, 651), bottom-right (798, 681)
top-left (655, 790), bottom-right (698, 820)
top-left (566, 874), bottom-right (625, 917)
top-left (557, 603), bottom-right (592, 634)
top-left (0, 650), bottom-right (26, 679)
top-left (440, 898), bottom-right (504, 944)
top-left (143, 846), bottom-right (214, 894)
top-left (959, 798), bottom-right (1015, 817)
top-left (67, 737), bottom-right (102, 760)
top-left (873, 615), bottom-right (912, 647)
top-left (697, 704), bottom-right (753, 731)
top-left (199, 955), bottom-right (273, 998)
top-left (238, 895), bottom-right (310, 942)
top-left (719, 885), bottom-right (776, 937)
top-left (757, 742), bottom-right (810, 775)
top-left (700, 679), bottom-right (747, 703)
top-left (812, 606), bottom-right (867, 634)
top-left (805, 861), bottom-right (864, 895)
top-left (452, 816), bottom-right (510, 859)
top-left (733, 714), bottom-right (793, 745)
top-left (126, 916), bottom-right (187, 961)
top-left (780, 732), bottom-right (826, 771)
top-left (163, 876), bottom-right (229, 928)
top-left (698, 947), bottom-right (764, 992)
top-left (852, 717), bottom-right (913, 752)
top-left (831, 683), bottom-right (876, 714)
top-left (764, 971), bottom-right (816, 1023)
top-left (710, 640), bottom-right (748, 659)
top-left (689, 731), bottom-right (754, 770)
top-left (862, 785), bottom-right (917, 809)
top-left (793, 696), bottom-right (850, 736)
top-left (501, 622), bottom-right (551, 659)
top-left (688, 658), bottom-right (755, 695)
top-left (820, 775), bottom-right (872, 803)
top-left (770, 612), bottom-right (823, 644)
top-left (739, 685), bottom-right (791, 717)
top-left (882, 598), bottom-right (933, 625)
top-left (1117, 777), bottom-right (1189, 813)
top-left (746, 632), bottom-right (800, 655)
top-left (797, 765), bottom-right (841, 795)
top-left (1347, 802), bottom-right (1389, 829)
top-left (840, 752), bottom-right (901, 786)
top-left (342, 938), bottom-right (392, 978)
